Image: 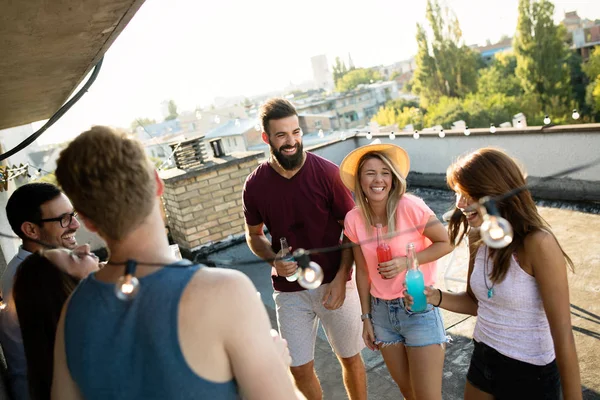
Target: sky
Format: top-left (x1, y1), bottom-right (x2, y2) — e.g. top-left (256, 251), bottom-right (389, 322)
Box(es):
top-left (30, 0), bottom-right (600, 145)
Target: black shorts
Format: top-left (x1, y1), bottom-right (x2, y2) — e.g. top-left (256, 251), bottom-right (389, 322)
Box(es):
top-left (466, 340), bottom-right (561, 400)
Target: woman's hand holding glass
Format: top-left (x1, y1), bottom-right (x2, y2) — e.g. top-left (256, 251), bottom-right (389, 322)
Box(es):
top-left (377, 256), bottom-right (408, 279)
top-left (403, 285), bottom-right (440, 309)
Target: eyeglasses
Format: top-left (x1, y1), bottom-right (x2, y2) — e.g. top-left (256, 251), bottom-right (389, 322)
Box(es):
top-left (38, 212), bottom-right (78, 228)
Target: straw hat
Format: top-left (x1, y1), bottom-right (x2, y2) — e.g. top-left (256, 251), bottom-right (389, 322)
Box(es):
top-left (339, 139), bottom-right (410, 192)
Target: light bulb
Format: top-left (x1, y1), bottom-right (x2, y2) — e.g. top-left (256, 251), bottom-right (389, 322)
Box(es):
top-left (389, 132), bottom-right (396, 140)
top-left (0, 297), bottom-right (6, 311)
top-left (438, 129), bottom-right (445, 138)
top-left (340, 132), bottom-right (347, 141)
top-left (572, 109), bottom-right (580, 120)
top-left (413, 131), bottom-right (420, 139)
top-left (366, 132), bottom-right (372, 140)
top-left (464, 126), bottom-right (470, 136)
top-left (214, 116), bottom-right (221, 124)
top-left (298, 261), bottom-right (324, 290)
top-left (115, 274), bottom-right (140, 300)
top-left (490, 124), bottom-right (496, 134)
top-left (235, 119), bottom-right (240, 126)
top-left (543, 115), bottom-right (551, 125)
top-left (481, 215), bottom-right (513, 248)
top-left (255, 124), bottom-right (261, 132)
top-left (318, 129), bottom-right (324, 138)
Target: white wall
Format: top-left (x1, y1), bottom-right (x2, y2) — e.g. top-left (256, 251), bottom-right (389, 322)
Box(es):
top-left (310, 128), bottom-right (600, 182)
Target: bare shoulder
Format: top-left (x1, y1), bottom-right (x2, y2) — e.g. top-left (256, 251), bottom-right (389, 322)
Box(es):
top-left (523, 229), bottom-right (558, 253)
top-left (522, 229), bottom-right (567, 277)
top-left (185, 267), bottom-right (255, 300)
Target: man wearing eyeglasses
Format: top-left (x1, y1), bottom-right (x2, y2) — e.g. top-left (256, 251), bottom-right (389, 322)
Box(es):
top-left (1, 182), bottom-right (81, 400)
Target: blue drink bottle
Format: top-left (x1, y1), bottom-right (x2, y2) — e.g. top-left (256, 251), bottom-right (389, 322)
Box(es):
top-left (405, 242), bottom-right (427, 312)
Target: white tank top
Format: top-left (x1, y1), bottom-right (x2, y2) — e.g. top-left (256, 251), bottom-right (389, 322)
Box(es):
top-left (471, 246), bottom-right (555, 366)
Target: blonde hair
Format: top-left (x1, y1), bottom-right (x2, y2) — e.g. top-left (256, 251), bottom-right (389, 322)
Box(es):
top-left (353, 151), bottom-right (407, 232)
top-left (55, 126), bottom-right (156, 240)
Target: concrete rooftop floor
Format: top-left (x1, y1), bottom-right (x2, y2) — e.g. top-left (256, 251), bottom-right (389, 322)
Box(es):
top-left (205, 189), bottom-right (600, 399)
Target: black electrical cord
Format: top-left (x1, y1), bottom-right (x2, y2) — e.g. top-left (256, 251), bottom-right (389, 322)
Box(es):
top-left (0, 146), bottom-right (598, 268)
top-left (0, 57), bottom-right (104, 161)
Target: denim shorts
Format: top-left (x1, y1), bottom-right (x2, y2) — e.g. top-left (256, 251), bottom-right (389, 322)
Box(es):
top-left (467, 340), bottom-right (561, 399)
top-left (371, 296), bottom-right (448, 347)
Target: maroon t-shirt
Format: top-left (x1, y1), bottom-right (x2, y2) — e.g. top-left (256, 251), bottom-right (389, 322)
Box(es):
top-left (243, 152), bottom-right (355, 292)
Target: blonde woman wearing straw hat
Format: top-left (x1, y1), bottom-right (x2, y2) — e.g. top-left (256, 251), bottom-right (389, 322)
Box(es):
top-left (341, 140), bottom-right (453, 400)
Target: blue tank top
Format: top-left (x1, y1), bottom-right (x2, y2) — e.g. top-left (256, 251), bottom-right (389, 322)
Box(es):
top-left (64, 261), bottom-right (240, 399)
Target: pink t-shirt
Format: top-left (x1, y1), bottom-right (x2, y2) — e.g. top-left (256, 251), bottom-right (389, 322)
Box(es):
top-left (344, 194), bottom-right (437, 300)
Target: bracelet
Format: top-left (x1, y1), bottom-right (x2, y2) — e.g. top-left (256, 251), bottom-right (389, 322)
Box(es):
top-left (360, 313), bottom-right (372, 321)
top-left (434, 289), bottom-right (442, 307)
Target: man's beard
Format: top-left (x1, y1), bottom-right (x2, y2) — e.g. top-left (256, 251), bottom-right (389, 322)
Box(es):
top-left (269, 141), bottom-right (304, 171)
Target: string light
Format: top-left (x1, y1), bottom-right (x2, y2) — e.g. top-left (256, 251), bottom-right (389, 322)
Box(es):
top-left (293, 249), bottom-right (324, 290)
top-left (0, 150), bottom-right (598, 296)
top-left (299, 262), bottom-right (324, 289)
top-left (0, 154), bottom-right (594, 297)
top-left (478, 198), bottom-right (514, 249)
top-left (318, 129), bottom-right (324, 138)
top-left (0, 296), bottom-right (6, 311)
top-left (438, 129), bottom-right (445, 138)
top-left (490, 124), bottom-right (497, 134)
top-left (413, 130), bottom-right (420, 139)
top-left (389, 132), bottom-right (396, 140)
top-left (115, 260), bottom-right (140, 301)
top-left (464, 126), bottom-right (470, 136)
top-left (572, 109), bottom-right (580, 120)
top-left (366, 132), bottom-right (372, 140)
top-left (543, 115), bottom-right (551, 125)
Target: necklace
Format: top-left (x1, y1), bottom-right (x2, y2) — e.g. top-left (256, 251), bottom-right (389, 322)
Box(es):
top-left (483, 247), bottom-right (495, 299)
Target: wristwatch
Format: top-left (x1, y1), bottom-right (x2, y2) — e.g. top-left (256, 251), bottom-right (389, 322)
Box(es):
top-left (360, 313), bottom-right (372, 321)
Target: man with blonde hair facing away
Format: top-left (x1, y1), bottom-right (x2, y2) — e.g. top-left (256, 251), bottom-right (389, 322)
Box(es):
top-left (51, 126), bottom-right (299, 400)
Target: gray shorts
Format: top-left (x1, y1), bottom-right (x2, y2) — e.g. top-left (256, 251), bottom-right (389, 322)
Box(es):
top-left (273, 278), bottom-right (364, 367)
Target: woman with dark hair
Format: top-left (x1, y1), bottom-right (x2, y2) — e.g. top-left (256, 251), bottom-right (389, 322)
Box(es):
top-left (406, 148), bottom-right (581, 399)
top-left (13, 245), bottom-right (99, 400)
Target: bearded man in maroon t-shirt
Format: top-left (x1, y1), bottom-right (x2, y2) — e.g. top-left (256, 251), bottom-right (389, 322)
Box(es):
top-left (243, 98), bottom-right (366, 400)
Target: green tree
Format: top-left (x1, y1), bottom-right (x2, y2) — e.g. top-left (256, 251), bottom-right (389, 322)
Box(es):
top-left (335, 68), bottom-right (382, 92)
top-left (372, 99), bottom-right (424, 130)
top-left (582, 48), bottom-right (600, 115)
top-left (411, 0), bottom-right (479, 106)
top-left (165, 99), bottom-right (179, 121)
top-left (332, 57), bottom-right (349, 85)
top-left (477, 52), bottom-right (522, 97)
top-left (32, 172), bottom-right (57, 185)
top-left (422, 93), bottom-right (521, 128)
top-left (567, 52), bottom-right (588, 115)
top-left (514, 0), bottom-right (571, 111)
